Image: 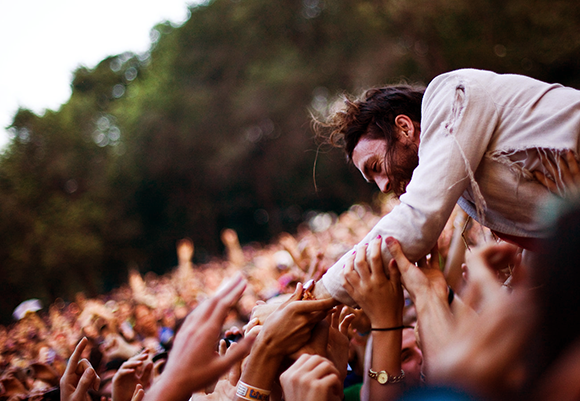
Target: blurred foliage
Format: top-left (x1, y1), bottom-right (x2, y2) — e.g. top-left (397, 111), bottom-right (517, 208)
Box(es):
top-left (1, 0), bottom-right (579, 323)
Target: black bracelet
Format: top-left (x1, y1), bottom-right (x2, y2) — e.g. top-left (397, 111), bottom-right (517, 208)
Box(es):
top-left (370, 325), bottom-right (414, 331)
top-left (447, 285), bottom-right (455, 305)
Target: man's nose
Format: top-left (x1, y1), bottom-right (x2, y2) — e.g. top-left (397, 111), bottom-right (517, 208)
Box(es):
top-left (376, 175), bottom-right (391, 193)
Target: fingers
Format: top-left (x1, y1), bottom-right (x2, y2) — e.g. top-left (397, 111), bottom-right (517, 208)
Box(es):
top-left (219, 339), bottom-right (227, 357)
top-left (140, 361), bottom-right (153, 387)
top-left (385, 237), bottom-right (412, 274)
top-left (329, 306), bottom-right (339, 330)
top-left (76, 358), bottom-right (92, 376)
top-left (214, 272), bottom-right (246, 300)
top-left (387, 259), bottom-right (401, 284)
top-left (211, 331), bottom-right (257, 377)
top-left (339, 313), bottom-right (355, 336)
top-left (119, 359), bottom-right (144, 371)
top-left (131, 384), bottom-right (145, 401)
top-left (93, 371), bottom-right (101, 392)
top-left (293, 296), bottom-right (336, 313)
top-left (66, 337), bottom-right (88, 376)
top-left (342, 253), bottom-right (358, 294)
top-left (354, 243), bottom-right (371, 280)
top-left (243, 317), bottom-right (260, 335)
top-left (368, 236), bottom-right (384, 276)
top-left (203, 275), bottom-right (248, 332)
top-left (287, 282), bottom-right (304, 303)
top-left (224, 326), bottom-right (242, 338)
top-left (74, 366), bottom-right (99, 399)
top-left (129, 349), bottom-right (149, 362)
top-left (226, 342), bottom-right (243, 386)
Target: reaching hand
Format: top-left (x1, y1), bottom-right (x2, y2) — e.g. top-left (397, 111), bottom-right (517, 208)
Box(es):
top-left (342, 236), bottom-right (404, 328)
top-left (385, 237), bottom-right (448, 305)
top-left (280, 354), bottom-right (343, 401)
top-left (131, 384), bottom-right (145, 401)
top-left (429, 257), bottom-right (534, 399)
top-left (462, 242), bottom-right (520, 311)
top-left (112, 350), bottom-right (153, 401)
top-left (326, 307), bottom-right (355, 382)
top-left (144, 273), bottom-right (257, 401)
top-left (60, 337), bottom-right (101, 401)
top-left (257, 283), bottom-right (336, 357)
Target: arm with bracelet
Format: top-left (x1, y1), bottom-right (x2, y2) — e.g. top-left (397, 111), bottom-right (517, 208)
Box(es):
top-left (235, 284), bottom-right (335, 401)
top-left (342, 235), bottom-right (407, 401)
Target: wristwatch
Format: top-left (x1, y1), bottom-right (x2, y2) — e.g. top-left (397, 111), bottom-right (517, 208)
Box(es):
top-left (368, 369), bottom-right (405, 384)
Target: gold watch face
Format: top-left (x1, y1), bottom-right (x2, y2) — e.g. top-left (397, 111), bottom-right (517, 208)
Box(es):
top-left (377, 371), bottom-right (389, 384)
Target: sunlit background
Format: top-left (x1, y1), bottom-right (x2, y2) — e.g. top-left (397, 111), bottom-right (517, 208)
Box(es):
top-left (0, 0), bottom-right (194, 151)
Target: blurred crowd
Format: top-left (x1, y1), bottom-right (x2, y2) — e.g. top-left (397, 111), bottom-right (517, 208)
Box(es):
top-left (2, 195), bottom-right (580, 401)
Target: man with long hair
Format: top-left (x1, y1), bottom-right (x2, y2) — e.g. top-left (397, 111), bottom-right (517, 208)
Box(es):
top-left (312, 68), bottom-right (580, 305)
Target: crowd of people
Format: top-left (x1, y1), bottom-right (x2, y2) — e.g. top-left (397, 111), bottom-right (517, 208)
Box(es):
top-left (2, 194), bottom-right (579, 401)
top-left (3, 68), bottom-right (580, 401)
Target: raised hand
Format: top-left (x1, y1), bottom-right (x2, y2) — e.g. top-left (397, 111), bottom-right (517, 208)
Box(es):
top-left (144, 273), bottom-right (257, 401)
top-left (342, 236), bottom-right (403, 328)
top-left (112, 350), bottom-right (153, 401)
top-left (280, 354), bottom-right (343, 401)
top-left (326, 307), bottom-right (355, 382)
top-left (385, 237), bottom-right (448, 305)
top-left (60, 337), bottom-right (101, 401)
top-left (257, 283), bottom-right (336, 357)
top-left (235, 284), bottom-right (336, 398)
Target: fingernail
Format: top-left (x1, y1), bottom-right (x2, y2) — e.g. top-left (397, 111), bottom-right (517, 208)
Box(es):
top-left (376, 235), bottom-right (382, 239)
top-left (385, 237), bottom-right (395, 247)
top-left (351, 250), bottom-right (356, 255)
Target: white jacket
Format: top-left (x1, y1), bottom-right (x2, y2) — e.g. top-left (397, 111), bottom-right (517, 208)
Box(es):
top-left (322, 68), bottom-right (580, 305)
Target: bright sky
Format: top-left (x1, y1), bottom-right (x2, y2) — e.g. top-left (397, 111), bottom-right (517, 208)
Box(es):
top-left (0, 0), bottom-right (195, 151)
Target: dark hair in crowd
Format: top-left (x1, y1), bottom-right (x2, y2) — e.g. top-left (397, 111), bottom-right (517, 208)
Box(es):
top-left (314, 85), bottom-right (425, 162)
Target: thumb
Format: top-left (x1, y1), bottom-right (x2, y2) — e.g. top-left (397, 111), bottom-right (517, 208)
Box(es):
top-left (288, 282), bottom-right (304, 302)
top-left (213, 331), bottom-right (257, 374)
top-left (385, 237), bottom-right (411, 274)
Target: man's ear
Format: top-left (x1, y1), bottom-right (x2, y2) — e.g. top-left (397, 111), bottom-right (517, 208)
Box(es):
top-left (394, 114), bottom-right (420, 144)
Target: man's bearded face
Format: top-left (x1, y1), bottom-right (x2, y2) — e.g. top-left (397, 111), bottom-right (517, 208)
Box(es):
top-left (352, 136), bottom-right (419, 197)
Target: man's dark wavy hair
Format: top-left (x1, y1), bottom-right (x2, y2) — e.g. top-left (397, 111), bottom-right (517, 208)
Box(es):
top-left (314, 85), bottom-right (425, 162)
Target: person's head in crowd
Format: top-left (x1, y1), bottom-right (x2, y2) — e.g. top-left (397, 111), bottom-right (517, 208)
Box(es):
top-left (316, 85), bottom-right (425, 196)
top-left (177, 237), bottom-right (195, 267)
top-left (134, 304), bottom-right (159, 340)
top-left (401, 327), bottom-right (423, 387)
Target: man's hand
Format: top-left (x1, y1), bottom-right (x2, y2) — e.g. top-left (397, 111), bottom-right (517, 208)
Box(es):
top-left (60, 337), bottom-right (100, 401)
top-left (280, 354), bottom-right (343, 401)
